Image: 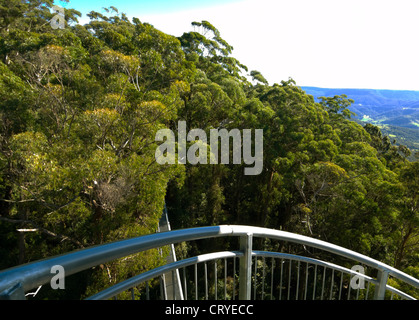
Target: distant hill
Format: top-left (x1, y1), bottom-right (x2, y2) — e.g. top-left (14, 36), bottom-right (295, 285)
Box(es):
top-left (301, 86), bottom-right (419, 157)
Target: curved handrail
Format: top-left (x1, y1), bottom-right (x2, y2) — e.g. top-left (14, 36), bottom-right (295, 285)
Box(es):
top-left (238, 226), bottom-right (419, 288)
top-left (87, 251), bottom-right (374, 300)
top-left (0, 225), bottom-right (226, 294)
top-left (86, 251), bottom-right (243, 300)
top-left (252, 251), bottom-right (416, 301)
top-left (0, 225), bottom-right (418, 299)
top-left (87, 250), bottom-right (416, 301)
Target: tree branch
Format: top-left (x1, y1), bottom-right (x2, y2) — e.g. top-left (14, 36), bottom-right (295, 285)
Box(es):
top-left (0, 215), bottom-right (85, 248)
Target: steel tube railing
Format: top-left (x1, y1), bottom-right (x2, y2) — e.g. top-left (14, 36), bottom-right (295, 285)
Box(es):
top-left (86, 251), bottom-right (242, 300)
top-left (0, 225), bottom-right (418, 300)
top-left (252, 251), bottom-right (417, 301)
top-left (0, 225), bottom-right (232, 297)
top-left (88, 250), bottom-right (416, 300)
top-left (236, 226), bottom-right (419, 289)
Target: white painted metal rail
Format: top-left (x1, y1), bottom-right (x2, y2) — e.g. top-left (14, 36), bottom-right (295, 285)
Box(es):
top-left (0, 225), bottom-right (418, 300)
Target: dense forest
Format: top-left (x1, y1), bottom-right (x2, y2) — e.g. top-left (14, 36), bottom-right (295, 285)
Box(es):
top-left (302, 86), bottom-right (419, 160)
top-left (0, 1), bottom-right (417, 299)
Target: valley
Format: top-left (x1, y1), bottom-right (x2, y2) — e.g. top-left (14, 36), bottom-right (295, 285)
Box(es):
top-left (302, 86), bottom-right (419, 158)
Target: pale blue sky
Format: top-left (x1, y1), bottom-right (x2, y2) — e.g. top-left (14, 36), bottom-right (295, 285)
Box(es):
top-left (59, 0), bottom-right (242, 15)
top-left (57, 0), bottom-right (419, 91)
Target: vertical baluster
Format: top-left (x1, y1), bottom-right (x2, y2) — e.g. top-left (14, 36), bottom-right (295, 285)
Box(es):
top-left (215, 260), bottom-right (218, 300)
top-left (365, 281), bottom-right (370, 300)
top-left (253, 256), bottom-right (257, 300)
top-left (270, 258), bottom-right (275, 300)
top-left (329, 270), bottom-right (334, 300)
top-left (195, 263), bottom-right (198, 300)
top-left (304, 263), bottom-right (309, 300)
top-left (172, 270), bottom-right (176, 300)
top-left (348, 277), bottom-right (351, 300)
top-left (312, 265), bottom-right (317, 300)
top-left (205, 262), bottom-right (208, 300)
top-left (320, 267), bottom-right (326, 300)
top-left (224, 258), bottom-right (227, 300)
top-left (130, 288), bottom-right (135, 300)
top-left (233, 257), bottom-right (236, 300)
top-left (338, 271), bottom-right (343, 300)
top-left (287, 260), bottom-right (292, 300)
top-left (146, 281), bottom-right (150, 300)
top-left (183, 267), bottom-right (187, 300)
top-left (262, 257), bottom-right (266, 300)
top-left (296, 261), bottom-right (300, 300)
top-left (279, 258), bottom-right (284, 300)
top-left (160, 276), bottom-right (166, 300)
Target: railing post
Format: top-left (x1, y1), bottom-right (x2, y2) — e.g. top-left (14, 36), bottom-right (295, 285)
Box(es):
top-left (374, 269), bottom-right (389, 300)
top-left (239, 233), bottom-right (253, 300)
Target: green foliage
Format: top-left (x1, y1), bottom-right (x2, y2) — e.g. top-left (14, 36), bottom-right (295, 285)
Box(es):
top-left (318, 94), bottom-right (355, 119)
top-left (0, 1), bottom-right (417, 299)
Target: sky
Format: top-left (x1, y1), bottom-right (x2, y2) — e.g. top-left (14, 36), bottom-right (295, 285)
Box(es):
top-left (59, 0), bottom-right (419, 91)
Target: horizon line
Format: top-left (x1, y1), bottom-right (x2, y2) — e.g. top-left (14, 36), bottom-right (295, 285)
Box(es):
top-left (299, 85), bottom-right (419, 92)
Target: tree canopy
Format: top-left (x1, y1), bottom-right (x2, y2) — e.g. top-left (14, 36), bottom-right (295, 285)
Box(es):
top-left (0, 1), bottom-right (417, 299)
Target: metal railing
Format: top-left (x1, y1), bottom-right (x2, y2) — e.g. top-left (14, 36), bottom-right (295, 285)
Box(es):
top-left (0, 225), bottom-right (418, 300)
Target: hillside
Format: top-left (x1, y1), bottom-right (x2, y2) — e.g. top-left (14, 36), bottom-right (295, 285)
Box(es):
top-left (302, 86), bottom-right (419, 156)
